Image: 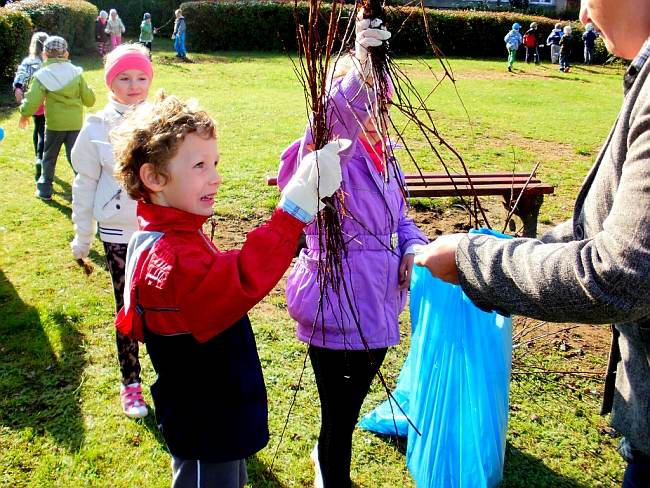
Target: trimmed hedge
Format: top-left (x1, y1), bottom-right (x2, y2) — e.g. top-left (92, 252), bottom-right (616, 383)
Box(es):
top-left (0, 8), bottom-right (32, 79)
top-left (5, 0), bottom-right (97, 54)
top-left (181, 1), bottom-right (608, 63)
top-left (86, 0), bottom-right (183, 36)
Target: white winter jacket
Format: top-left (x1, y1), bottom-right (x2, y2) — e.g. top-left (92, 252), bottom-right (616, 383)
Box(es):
top-left (105, 17), bottom-right (125, 37)
top-left (70, 99), bottom-right (142, 258)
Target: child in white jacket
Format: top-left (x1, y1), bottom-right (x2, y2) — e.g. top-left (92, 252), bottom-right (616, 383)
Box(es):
top-left (70, 43), bottom-right (153, 418)
top-left (105, 9), bottom-right (125, 51)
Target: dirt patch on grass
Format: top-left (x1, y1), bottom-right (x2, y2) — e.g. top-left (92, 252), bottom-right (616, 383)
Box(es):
top-left (487, 131), bottom-right (592, 163)
top-left (206, 207), bottom-right (612, 354)
top-left (455, 64), bottom-right (604, 83)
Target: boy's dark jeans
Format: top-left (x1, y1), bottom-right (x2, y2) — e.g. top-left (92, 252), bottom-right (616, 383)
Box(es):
top-left (560, 54), bottom-right (571, 70)
top-left (36, 129), bottom-right (79, 198)
top-left (525, 47), bottom-right (539, 64)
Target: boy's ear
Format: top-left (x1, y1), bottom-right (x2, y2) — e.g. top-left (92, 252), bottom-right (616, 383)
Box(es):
top-left (140, 163), bottom-right (166, 193)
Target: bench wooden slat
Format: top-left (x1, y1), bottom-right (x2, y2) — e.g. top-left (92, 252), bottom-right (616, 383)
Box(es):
top-left (403, 172), bottom-right (534, 180)
top-left (408, 183), bottom-right (554, 198)
top-left (265, 171), bottom-right (554, 238)
top-left (407, 176), bottom-right (542, 187)
top-left (266, 174), bottom-right (541, 187)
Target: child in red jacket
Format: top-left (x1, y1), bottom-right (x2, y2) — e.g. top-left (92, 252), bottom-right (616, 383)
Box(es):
top-left (112, 92), bottom-right (346, 487)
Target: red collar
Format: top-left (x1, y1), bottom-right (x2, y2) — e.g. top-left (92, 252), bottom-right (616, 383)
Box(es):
top-left (359, 138), bottom-right (385, 173)
top-left (137, 201), bottom-right (208, 233)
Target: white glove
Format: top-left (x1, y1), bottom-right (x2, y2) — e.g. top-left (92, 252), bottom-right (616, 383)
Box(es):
top-left (355, 13), bottom-right (391, 69)
top-left (71, 237), bottom-right (90, 260)
top-left (280, 139), bottom-right (350, 221)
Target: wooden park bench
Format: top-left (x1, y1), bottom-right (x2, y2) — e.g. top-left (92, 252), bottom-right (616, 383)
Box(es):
top-left (266, 171), bottom-right (555, 238)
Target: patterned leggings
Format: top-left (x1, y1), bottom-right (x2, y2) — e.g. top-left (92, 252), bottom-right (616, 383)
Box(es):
top-left (103, 242), bottom-right (141, 386)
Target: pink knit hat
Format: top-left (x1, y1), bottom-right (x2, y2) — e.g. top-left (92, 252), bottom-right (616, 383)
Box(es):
top-left (104, 51), bottom-right (153, 88)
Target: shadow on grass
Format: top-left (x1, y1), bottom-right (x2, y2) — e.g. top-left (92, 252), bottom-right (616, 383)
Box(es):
top-left (247, 454), bottom-right (288, 487)
top-left (87, 248), bottom-right (108, 272)
top-left (35, 176), bottom-right (73, 218)
top-left (571, 65), bottom-right (603, 75)
top-left (136, 409), bottom-right (168, 449)
top-left (54, 175), bottom-right (73, 204)
top-left (0, 269), bottom-right (86, 451)
top-left (501, 442), bottom-right (590, 487)
top-left (367, 435), bottom-right (588, 487)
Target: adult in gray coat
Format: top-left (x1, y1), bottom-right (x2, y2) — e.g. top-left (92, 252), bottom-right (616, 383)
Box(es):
top-left (414, 0), bottom-right (650, 486)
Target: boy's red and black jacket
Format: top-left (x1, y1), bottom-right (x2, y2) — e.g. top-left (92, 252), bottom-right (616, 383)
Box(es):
top-left (116, 201), bottom-right (304, 461)
top-left (116, 202), bottom-right (304, 343)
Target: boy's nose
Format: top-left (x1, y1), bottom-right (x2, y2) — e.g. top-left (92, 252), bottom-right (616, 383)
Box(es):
top-left (210, 168), bottom-right (222, 186)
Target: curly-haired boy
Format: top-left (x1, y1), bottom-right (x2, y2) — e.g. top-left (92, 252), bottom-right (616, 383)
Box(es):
top-left (112, 92), bottom-right (346, 487)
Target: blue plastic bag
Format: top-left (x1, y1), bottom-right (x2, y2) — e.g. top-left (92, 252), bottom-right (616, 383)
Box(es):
top-left (358, 356), bottom-right (412, 436)
top-left (359, 229), bottom-right (512, 487)
top-left (406, 264), bottom-right (512, 488)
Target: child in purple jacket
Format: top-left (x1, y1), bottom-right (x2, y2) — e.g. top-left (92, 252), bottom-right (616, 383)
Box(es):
top-left (277, 15), bottom-right (427, 488)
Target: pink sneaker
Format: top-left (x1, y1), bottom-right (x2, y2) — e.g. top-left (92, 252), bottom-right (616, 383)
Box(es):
top-left (120, 382), bottom-right (148, 418)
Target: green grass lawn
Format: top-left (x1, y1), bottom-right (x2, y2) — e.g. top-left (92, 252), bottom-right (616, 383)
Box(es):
top-left (0, 39), bottom-right (628, 486)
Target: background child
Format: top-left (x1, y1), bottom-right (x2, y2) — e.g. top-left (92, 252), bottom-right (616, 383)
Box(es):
top-left (13, 31), bottom-right (48, 181)
top-left (139, 13), bottom-right (154, 55)
top-left (19, 35), bottom-right (96, 200)
top-left (559, 25), bottom-right (573, 72)
top-left (111, 92), bottom-right (345, 486)
top-left (277, 15), bottom-right (426, 488)
top-left (523, 22), bottom-right (540, 65)
top-left (547, 23), bottom-right (563, 64)
top-left (583, 23), bottom-right (598, 65)
top-left (504, 23), bottom-right (523, 72)
top-left (95, 10), bottom-right (109, 57)
top-left (172, 9), bottom-right (187, 60)
top-left (70, 43), bottom-right (153, 418)
top-left (105, 9), bottom-right (125, 51)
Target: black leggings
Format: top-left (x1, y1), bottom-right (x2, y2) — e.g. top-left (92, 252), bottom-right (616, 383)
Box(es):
top-left (33, 113), bottom-right (45, 160)
top-left (309, 346), bottom-right (387, 488)
top-left (103, 241), bottom-right (141, 386)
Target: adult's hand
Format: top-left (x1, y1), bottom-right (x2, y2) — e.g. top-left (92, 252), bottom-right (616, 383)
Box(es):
top-left (413, 233), bottom-right (466, 284)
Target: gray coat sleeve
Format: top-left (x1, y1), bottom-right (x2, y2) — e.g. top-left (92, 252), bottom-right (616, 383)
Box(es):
top-left (456, 106), bottom-right (650, 325)
top-left (539, 217), bottom-right (573, 244)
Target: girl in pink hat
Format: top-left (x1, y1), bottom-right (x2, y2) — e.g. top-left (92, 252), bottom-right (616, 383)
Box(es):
top-left (70, 43), bottom-right (154, 418)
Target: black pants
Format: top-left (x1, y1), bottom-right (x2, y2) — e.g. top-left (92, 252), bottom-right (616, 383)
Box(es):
top-left (32, 114), bottom-right (45, 160)
top-left (103, 241), bottom-right (141, 386)
top-left (525, 46), bottom-right (539, 64)
top-left (309, 346), bottom-right (387, 488)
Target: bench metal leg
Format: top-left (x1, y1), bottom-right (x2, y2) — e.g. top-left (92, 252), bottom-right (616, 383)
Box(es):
top-left (504, 194), bottom-right (544, 238)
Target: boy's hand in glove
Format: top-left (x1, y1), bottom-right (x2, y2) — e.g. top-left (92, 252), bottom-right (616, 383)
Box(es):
top-left (279, 139), bottom-right (351, 222)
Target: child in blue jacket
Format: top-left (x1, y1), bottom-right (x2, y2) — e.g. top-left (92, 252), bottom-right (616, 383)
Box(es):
top-left (504, 23), bottom-right (523, 72)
